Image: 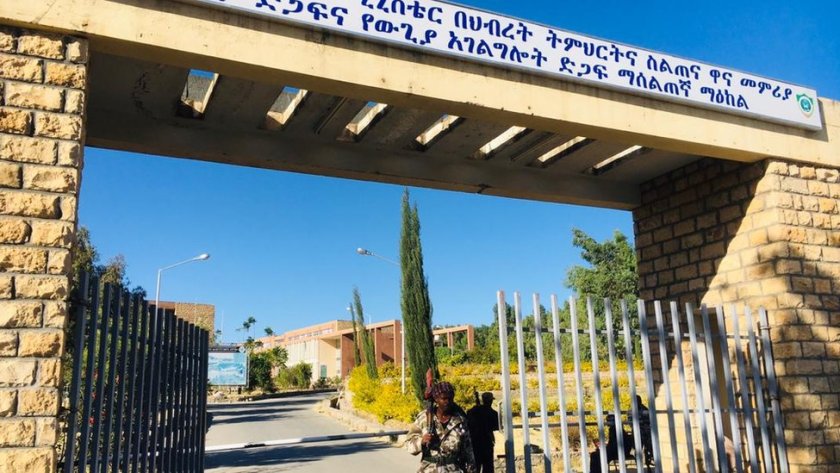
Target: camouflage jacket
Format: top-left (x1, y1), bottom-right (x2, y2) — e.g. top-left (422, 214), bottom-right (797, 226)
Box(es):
top-left (406, 410), bottom-right (477, 473)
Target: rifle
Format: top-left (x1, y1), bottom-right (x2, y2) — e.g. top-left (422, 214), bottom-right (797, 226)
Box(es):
top-left (423, 368), bottom-right (440, 452)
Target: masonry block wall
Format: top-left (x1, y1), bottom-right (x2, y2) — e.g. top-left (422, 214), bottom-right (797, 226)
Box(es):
top-left (0, 27), bottom-right (86, 472)
top-left (634, 158), bottom-right (840, 473)
top-left (154, 301), bottom-right (215, 332)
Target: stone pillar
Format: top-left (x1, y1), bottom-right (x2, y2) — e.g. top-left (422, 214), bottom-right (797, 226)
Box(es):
top-left (0, 26), bottom-right (86, 472)
top-left (634, 158), bottom-right (840, 473)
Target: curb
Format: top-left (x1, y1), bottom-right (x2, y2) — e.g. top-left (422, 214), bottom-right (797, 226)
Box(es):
top-left (315, 398), bottom-right (411, 447)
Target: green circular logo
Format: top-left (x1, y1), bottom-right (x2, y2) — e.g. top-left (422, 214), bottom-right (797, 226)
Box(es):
top-left (797, 93), bottom-right (815, 117)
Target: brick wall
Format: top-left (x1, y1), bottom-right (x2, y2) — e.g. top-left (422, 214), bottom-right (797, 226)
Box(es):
top-left (155, 301), bottom-right (215, 332)
top-left (0, 27), bottom-right (86, 472)
top-left (634, 158), bottom-right (840, 472)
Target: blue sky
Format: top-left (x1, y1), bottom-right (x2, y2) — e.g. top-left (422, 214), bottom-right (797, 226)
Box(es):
top-left (79, 0), bottom-right (840, 341)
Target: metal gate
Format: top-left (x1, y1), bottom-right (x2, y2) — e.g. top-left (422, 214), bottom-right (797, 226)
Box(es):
top-left (495, 291), bottom-right (788, 473)
top-left (61, 274), bottom-right (209, 472)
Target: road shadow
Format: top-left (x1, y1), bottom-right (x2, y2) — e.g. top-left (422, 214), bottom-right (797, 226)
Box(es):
top-left (209, 397), bottom-right (324, 412)
top-left (205, 440), bottom-right (393, 470)
top-left (209, 412), bottom-right (291, 427)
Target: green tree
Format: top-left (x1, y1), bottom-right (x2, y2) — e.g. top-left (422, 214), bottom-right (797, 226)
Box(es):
top-left (264, 327), bottom-right (274, 336)
top-left (243, 336), bottom-right (263, 352)
top-left (71, 226), bottom-right (145, 295)
top-left (265, 346), bottom-right (288, 369)
top-left (71, 226), bottom-right (98, 286)
top-left (399, 189), bottom-right (437, 401)
top-left (353, 287), bottom-right (377, 379)
top-left (241, 316), bottom-right (256, 340)
top-left (248, 351), bottom-right (273, 391)
top-left (248, 346), bottom-right (288, 392)
top-left (349, 304), bottom-right (362, 366)
top-left (565, 228), bottom-right (639, 360)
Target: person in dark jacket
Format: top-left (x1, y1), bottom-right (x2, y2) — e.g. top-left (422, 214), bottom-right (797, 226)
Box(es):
top-left (467, 392), bottom-right (499, 473)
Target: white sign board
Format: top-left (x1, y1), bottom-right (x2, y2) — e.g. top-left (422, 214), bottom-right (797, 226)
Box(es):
top-left (175, 0), bottom-right (822, 130)
top-left (208, 351), bottom-right (248, 386)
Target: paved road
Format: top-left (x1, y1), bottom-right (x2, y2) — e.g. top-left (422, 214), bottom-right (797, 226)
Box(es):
top-left (205, 393), bottom-right (419, 473)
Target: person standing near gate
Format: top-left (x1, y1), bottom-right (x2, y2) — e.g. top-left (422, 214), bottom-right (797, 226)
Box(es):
top-left (406, 381), bottom-right (477, 473)
top-left (467, 392), bottom-right (499, 473)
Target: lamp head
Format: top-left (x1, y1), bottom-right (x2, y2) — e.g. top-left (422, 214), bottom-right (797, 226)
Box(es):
top-left (196, 253), bottom-right (210, 261)
top-left (356, 248), bottom-right (371, 256)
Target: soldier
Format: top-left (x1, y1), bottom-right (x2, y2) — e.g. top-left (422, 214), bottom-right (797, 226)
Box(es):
top-left (467, 392), bottom-right (499, 473)
top-left (406, 381), bottom-right (477, 473)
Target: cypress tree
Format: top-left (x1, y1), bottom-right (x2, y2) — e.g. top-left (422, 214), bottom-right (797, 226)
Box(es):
top-left (354, 287), bottom-right (378, 379)
top-left (399, 189), bottom-right (437, 401)
top-left (349, 304), bottom-right (362, 366)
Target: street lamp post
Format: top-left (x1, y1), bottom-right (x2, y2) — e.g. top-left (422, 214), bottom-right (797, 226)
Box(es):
top-left (356, 247), bottom-right (405, 394)
top-left (154, 253), bottom-right (210, 317)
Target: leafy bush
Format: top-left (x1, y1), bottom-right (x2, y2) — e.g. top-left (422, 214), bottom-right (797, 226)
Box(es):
top-left (348, 365), bottom-right (420, 423)
top-left (275, 362), bottom-right (312, 389)
top-left (436, 347), bottom-right (468, 365)
top-left (311, 376), bottom-right (342, 389)
top-left (248, 351), bottom-right (275, 392)
top-left (378, 361), bottom-right (402, 379)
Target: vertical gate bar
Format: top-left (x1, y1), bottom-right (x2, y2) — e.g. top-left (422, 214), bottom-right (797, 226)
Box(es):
top-left (161, 310), bottom-right (177, 473)
top-left (181, 321), bottom-right (190, 471)
top-left (181, 323), bottom-right (195, 472)
top-left (181, 319), bottom-right (189, 471)
top-left (758, 307), bottom-right (789, 473)
top-left (137, 301), bottom-right (156, 473)
top-left (685, 303), bottom-right (714, 472)
top-left (122, 294), bottom-right (140, 471)
top-left (90, 284), bottom-right (114, 472)
top-left (513, 292), bottom-right (532, 472)
top-left (124, 296), bottom-right (142, 472)
top-left (701, 304), bottom-right (729, 473)
top-left (101, 289), bottom-right (123, 473)
top-left (198, 330), bottom-right (209, 473)
top-left (654, 301), bottom-right (681, 472)
top-left (586, 297), bottom-right (608, 472)
top-left (162, 311), bottom-right (176, 472)
top-left (77, 276), bottom-right (101, 473)
top-left (194, 325), bottom-right (204, 472)
top-left (176, 318), bottom-right (188, 472)
top-left (550, 295), bottom-right (571, 473)
top-left (531, 294), bottom-right (552, 473)
top-left (716, 305), bottom-right (745, 473)
top-left (166, 311), bottom-right (178, 472)
top-left (147, 304), bottom-right (164, 473)
top-left (183, 323), bottom-right (193, 473)
top-left (171, 318), bottom-right (182, 472)
top-left (745, 307), bottom-right (774, 473)
top-left (496, 291), bottom-right (515, 473)
top-left (731, 306), bottom-right (759, 472)
top-left (638, 301), bottom-right (664, 473)
top-left (188, 324), bottom-right (199, 472)
top-left (170, 317), bottom-right (181, 472)
top-left (604, 299), bottom-right (628, 473)
top-left (159, 310), bottom-right (172, 472)
top-left (668, 302), bottom-right (697, 473)
top-left (62, 273), bottom-right (90, 473)
top-left (621, 300), bottom-right (644, 470)
top-left (112, 291), bottom-right (132, 472)
top-left (182, 324), bottom-right (191, 473)
top-left (569, 297), bottom-right (589, 473)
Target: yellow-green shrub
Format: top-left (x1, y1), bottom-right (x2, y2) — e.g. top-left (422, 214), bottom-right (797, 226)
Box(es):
top-left (348, 365), bottom-right (420, 423)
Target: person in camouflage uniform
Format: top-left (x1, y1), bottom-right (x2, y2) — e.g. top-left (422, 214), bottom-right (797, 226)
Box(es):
top-left (406, 382), bottom-right (477, 473)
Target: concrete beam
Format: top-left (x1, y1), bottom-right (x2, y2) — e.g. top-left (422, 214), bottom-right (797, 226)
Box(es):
top-left (2, 0), bottom-right (838, 167)
top-left (86, 109), bottom-right (641, 208)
